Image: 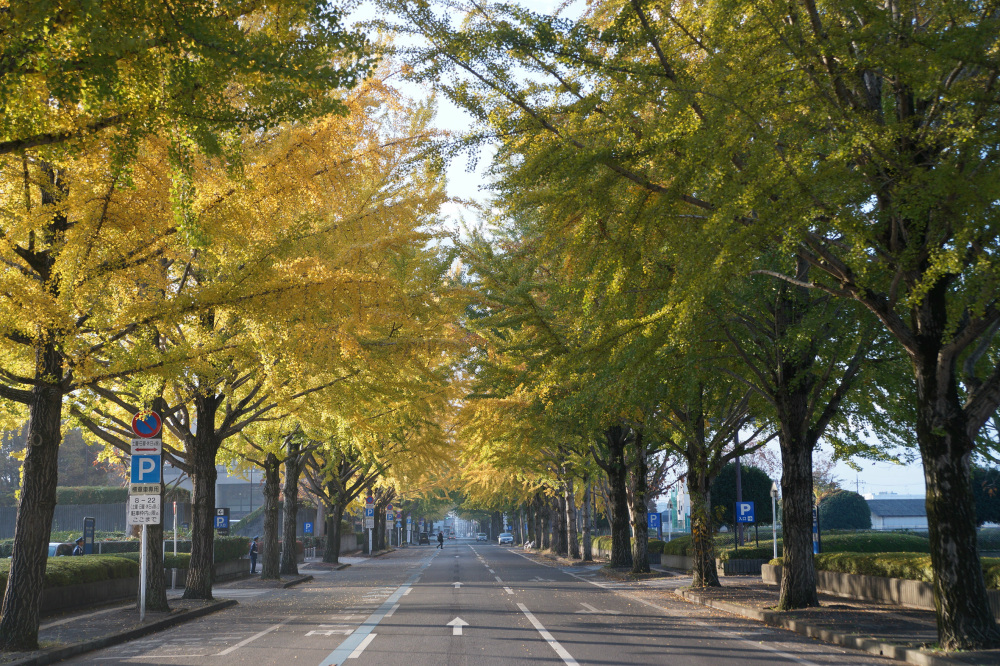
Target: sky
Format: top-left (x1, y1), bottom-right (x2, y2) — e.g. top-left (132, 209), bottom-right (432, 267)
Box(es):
top-left (348, 2), bottom-right (931, 500)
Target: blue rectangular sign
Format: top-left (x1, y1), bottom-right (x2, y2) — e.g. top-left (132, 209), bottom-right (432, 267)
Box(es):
top-left (736, 501), bottom-right (756, 523)
top-left (647, 513), bottom-right (660, 529)
top-left (130, 455), bottom-right (161, 484)
top-left (214, 515), bottom-right (229, 529)
top-left (304, 522), bottom-right (314, 534)
top-left (364, 507), bottom-right (375, 518)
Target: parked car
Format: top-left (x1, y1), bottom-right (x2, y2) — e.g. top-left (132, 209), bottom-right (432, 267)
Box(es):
top-left (498, 533), bottom-right (514, 545)
top-left (476, 533), bottom-right (488, 542)
top-left (418, 532), bottom-right (430, 545)
top-left (48, 542), bottom-right (74, 557)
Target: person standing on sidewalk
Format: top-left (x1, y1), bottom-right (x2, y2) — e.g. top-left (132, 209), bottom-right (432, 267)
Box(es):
top-left (437, 532), bottom-right (444, 549)
top-left (249, 536), bottom-right (259, 573)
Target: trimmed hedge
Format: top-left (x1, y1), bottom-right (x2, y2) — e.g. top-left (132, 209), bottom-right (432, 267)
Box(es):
top-left (54, 486), bottom-right (190, 504)
top-left (770, 552), bottom-right (1000, 590)
top-left (590, 536), bottom-right (666, 555)
top-left (663, 531), bottom-right (932, 560)
top-left (0, 555), bottom-right (139, 590)
top-left (113, 551), bottom-right (191, 569)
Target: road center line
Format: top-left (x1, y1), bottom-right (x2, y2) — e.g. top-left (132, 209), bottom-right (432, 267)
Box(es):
top-left (215, 615), bottom-right (296, 656)
top-left (319, 554), bottom-right (437, 666)
top-left (517, 602), bottom-right (579, 666)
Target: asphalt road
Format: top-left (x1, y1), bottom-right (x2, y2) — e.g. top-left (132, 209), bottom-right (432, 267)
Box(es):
top-left (63, 540), bottom-right (895, 665)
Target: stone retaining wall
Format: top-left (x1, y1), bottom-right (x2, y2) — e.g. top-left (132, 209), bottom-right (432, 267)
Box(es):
top-left (762, 563), bottom-right (1000, 617)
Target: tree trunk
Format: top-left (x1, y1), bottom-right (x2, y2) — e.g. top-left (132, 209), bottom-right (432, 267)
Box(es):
top-left (533, 496), bottom-right (543, 548)
top-left (142, 521), bottom-right (169, 612)
top-left (554, 495), bottom-right (567, 556)
top-left (280, 438), bottom-right (304, 575)
top-left (183, 397), bottom-right (222, 600)
top-left (689, 470), bottom-right (720, 587)
top-left (566, 479), bottom-right (580, 559)
top-left (914, 346), bottom-right (1000, 649)
top-left (628, 430), bottom-right (650, 574)
top-left (582, 482), bottom-right (593, 561)
top-left (541, 501), bottom-right (551, 550)
top-left (0, 352), bottom-right (63, 650)
top-left (776, 430), bottom-right (817, 609)
top-left (604, 426), bottom-right (634, 568)
top-left (323, 503), bottom-right (345, 564)
top-left (260, 454), bottom-right (281, 579)
top-left (526, 503), bottom-right (535, 545)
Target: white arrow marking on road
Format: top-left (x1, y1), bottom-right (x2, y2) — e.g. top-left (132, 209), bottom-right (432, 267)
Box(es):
top-left (453, 581), bottom-right (462, 588)
top-left (447, 617), bottom-right (469, 636)
top-left (530, 576), bottom-right (554, 582)
top-left (575, 602), bottom-right (621, 615)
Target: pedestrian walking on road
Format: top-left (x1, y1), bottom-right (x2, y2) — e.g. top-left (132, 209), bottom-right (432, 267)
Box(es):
top-left (437, 532), bottom-right (444, 549)
top-left (249, 536), bottom-right (259, 573)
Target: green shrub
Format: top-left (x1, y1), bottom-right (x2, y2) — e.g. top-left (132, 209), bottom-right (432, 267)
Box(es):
top-left (648, 539), bottom-right (666, 555)
top-left (0, 555), bottom-right (139, 590)
top-left (662, 535), bottom-right (693, 556)
top-left (769, 552), bottom-right (1000, 589)
top-left (113, 552), bottom-right (191, 569)
top-left (819, 491), bottom-right (872, 530)
top-left (214, 535), bottom-right (250, 562)
top-left (56, 487), bottom-right (129, 504)
top-left (718, 545), bottom-right (777, 560)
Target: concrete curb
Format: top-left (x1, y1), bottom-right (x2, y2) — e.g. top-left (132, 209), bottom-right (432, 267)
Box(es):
top-left (282, 574), bottom-right (313, 588)
top-left (675, 588), bottom-right (965, 666)
top-left (6, 599), bottom-right (238, 666)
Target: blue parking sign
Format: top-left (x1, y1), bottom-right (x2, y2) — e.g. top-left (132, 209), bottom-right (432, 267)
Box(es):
top-left (130, 455), bottom-right (161, 483)
top-left (304, 522), bottom-right (313, 534)
top-left (647, 513), bottom-right (660, 529)
top-left (736, 501), bottom-right (756, 523)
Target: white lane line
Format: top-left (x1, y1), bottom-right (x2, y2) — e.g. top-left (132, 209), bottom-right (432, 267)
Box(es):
top-left (386, 603), bottom-right (400, 617)
top-left (495, 575), bottom-right (503, 583)
top-left (320, 554), bottom-right (436, 666)
top-left (517, 603), bottom-right (579, 665)
top-left (504, 586), bottom-right (514, 595)
top-left (403, 588), bottom-right (413, 595)
top-left (347, 633), bottom-right (376, 659)
top-left (488, 568), bottom-right (495, 574)
top-left (215, 615), bottom-right (296, 655)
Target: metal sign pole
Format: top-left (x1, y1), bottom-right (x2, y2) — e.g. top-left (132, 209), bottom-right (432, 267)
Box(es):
top-left (172, 501), bottom-right (178, 590)
top-left (140, 524), bottom-right (147, 622)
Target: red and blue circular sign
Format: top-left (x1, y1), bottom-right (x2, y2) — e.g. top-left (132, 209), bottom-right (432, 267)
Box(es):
top-left (131, 412), bottom-right (162, 438)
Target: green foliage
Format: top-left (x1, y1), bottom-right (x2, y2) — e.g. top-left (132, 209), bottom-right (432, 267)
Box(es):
top-left (51, 486), bottom-right (191, 505)
top-left (664, 531), bottom-right (930, 560)
top-left (819, 491), bottom-right (872, 530)
top-left (710, 463), bottom-right (775, 528)
top-left (972, 467), bottom-right (1000, 527)
top-left (214, 536), bottom-right (251, 563)
top-left (112, 552), bottom-right (191, 569)
top-left (648, 539), bottom-right (666, 555)
top-left (0, 556), bottom-right (138, 591)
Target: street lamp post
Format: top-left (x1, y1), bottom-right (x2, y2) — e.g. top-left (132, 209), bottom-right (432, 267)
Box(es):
top-left (770, 481), bottom-right (780, 559)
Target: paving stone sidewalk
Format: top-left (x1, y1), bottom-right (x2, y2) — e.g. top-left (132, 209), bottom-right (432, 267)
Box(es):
top-left (0, 573), bottom-right (312, 666)
top-left (671, 575), bottom-right (1000, 666)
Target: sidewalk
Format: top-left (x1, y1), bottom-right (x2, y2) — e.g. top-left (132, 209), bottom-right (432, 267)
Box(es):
top-left (0, 573), bottom-right (312, 666)
top-left (662, 573), bottom-right (1000, 666)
